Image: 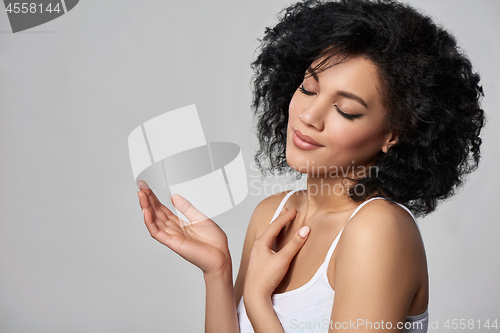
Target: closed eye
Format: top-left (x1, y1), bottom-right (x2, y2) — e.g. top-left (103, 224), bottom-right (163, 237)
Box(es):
top-left (299, 85), bottom-right (316, 96)
top-left (335, 105), bottom-right (362, 120)
top-left (300, 84), bottom-right (362, 120)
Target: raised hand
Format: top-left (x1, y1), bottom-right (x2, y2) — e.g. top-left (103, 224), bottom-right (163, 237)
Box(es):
top-left (137, 180), bottom-right (231, 275)
top-left (243, 207), bottom-right (310, 299)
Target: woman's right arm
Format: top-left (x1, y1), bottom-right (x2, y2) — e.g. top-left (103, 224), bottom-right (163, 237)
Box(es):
top-left (203, 264), bottom-right (238, 333)
top-left (138, 180), bottom-right (287, 332)
top-left (138, 181), bottom-right (239, 333)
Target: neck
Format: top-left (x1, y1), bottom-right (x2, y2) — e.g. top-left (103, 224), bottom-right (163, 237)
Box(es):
top-left (298, 175), bottom-right (358, 218)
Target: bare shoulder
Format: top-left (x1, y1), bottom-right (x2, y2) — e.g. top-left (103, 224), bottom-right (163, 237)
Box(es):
top-left (336, 198), bottom-right (426, 277)
top-left (342, 199), bottom-right (421, 244)
top-left (331, 199), bottom-right (428, 313)
top-left (330, 200), bottom-right (428, 319)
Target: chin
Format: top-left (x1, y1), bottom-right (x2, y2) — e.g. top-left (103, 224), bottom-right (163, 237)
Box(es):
top-left (286, 153), bottom-right (314, 175)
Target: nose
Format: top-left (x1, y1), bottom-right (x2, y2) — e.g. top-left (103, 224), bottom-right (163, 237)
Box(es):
top-left (298, 99), bottom-right (327, 131)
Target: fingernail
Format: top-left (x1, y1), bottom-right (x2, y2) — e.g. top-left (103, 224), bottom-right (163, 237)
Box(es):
top-left (299, 226), bottom-right (310, 238)
top-left (280, 207), bottom-right (288, 214)
top-left (137, 180), bottom-right (149, 190)
top-left (142, 209), bottom-right (146, 216)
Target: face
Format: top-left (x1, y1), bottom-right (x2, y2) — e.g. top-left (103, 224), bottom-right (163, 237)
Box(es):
top-left (286, 55), bottom-right (397, 177)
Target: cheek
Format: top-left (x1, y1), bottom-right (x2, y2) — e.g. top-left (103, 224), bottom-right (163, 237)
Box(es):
top-left (328, 121), bottom-right (385, 152)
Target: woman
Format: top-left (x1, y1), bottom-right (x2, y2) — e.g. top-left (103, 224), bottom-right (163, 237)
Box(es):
top-left (137, 0), bottom-right (484, 332)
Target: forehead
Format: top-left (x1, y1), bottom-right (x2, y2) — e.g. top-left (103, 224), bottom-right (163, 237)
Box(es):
top-left (308, 55), bottom-right (385, 107)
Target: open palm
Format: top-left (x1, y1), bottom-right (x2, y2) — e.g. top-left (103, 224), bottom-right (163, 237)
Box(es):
top-left (137, 180), bottom-right (230, 275)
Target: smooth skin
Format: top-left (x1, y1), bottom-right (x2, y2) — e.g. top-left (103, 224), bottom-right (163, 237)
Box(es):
top-left (137, 181), bottom-right (308, 333)
top-left (138, 55), bottom-right (428, 333)
top-left (137, 182), bottom-right (237, 333)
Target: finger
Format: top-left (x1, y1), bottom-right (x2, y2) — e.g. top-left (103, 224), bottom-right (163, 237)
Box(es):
top-left (279, 226), bottom-right (310, 260)
top-left (146, 191), bottom-right (174, 222)
top-left (142, 207), bottom-right (173, 245)
top-left (171, 194), bottom-right (209, 226)
top-left (138, 191), bottom-right (171, 231)
top-left (137, 180), bottom-right (174, 218)
top-left (137, 180), bottom-right (173, 216)
top-left (137, 190), bottom-right (153, 211)
top-left (258, 208), bottom-right (296, 247)
top-left (137, 179), bottom-right (152, 193)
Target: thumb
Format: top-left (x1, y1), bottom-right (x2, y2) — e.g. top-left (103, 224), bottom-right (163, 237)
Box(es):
top-left (171, 194), bottom-right (208, 226)
top-left (279, 226), bottom-right (310, 259)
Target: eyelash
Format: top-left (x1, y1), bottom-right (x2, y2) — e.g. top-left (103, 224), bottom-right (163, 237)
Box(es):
top-left (299, 84), bottom-right (315, 96)
top-left (298, 84), bottom-right (362, 120)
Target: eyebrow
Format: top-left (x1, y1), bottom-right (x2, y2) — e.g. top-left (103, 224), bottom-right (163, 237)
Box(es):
top-left (336, 91), bottom-right (368, 109)
top-left (306, 66), bottom-right (369, 110)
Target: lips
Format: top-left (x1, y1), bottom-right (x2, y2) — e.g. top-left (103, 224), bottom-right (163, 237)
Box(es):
top-left (292, 129), bottom-right (324, 150)
top-left (293, 129), bottom-right (323, 146)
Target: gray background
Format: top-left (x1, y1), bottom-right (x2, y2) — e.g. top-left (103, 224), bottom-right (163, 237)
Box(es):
top-left (1, 0), bottom-right (498, 332)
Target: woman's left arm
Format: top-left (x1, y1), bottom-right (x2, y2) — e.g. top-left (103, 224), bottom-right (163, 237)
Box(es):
top-left (243, 207), bottom-right (310, 333)
top-left (327, 202), bottom-right (426, 332)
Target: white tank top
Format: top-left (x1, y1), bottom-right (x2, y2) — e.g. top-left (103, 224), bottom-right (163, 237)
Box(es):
top-left (237, 189), bottom-right (429, 333)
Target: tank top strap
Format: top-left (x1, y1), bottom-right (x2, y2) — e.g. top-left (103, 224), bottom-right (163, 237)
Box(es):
top-left (269, 189), bottom-right (301, 224)
top-left (323, 197), bottom-right (388, 265)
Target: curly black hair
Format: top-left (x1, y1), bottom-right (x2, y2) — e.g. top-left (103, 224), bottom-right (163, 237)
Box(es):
top-left (251, 0), bottom-right (485, 216)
